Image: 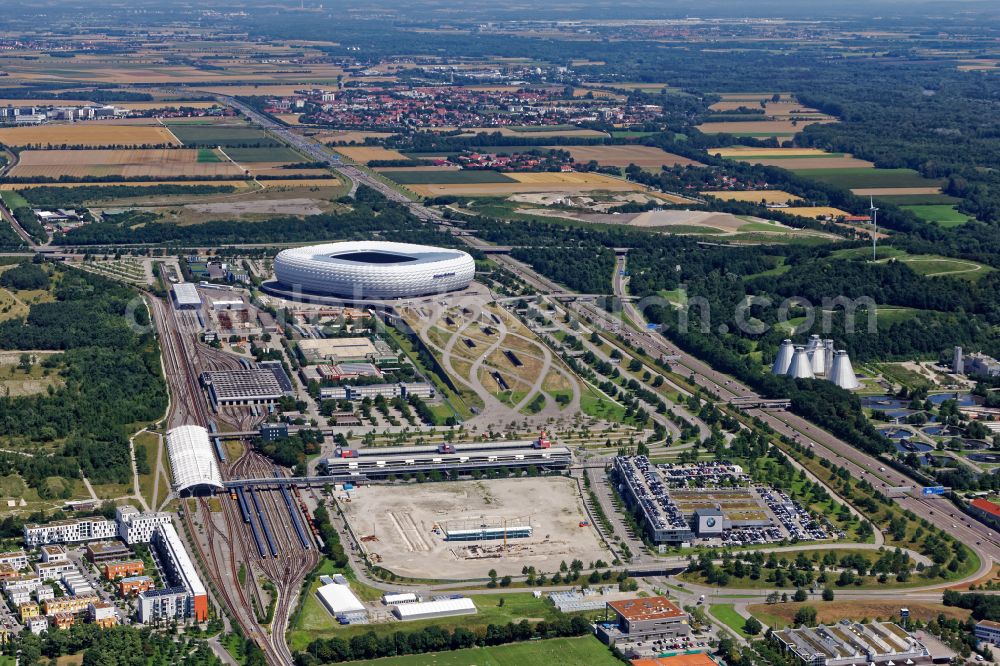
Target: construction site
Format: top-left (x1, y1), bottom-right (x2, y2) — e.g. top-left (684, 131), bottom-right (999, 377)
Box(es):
top-left (339, 477), bottom-right (609, 578)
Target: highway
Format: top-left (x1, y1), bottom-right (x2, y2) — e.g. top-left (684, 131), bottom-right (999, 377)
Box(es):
top-left (134, 96), bottom-right (1000, 610)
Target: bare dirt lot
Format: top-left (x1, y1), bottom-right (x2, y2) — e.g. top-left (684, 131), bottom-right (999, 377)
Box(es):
top-left (342, 477), bottom-right (608, 578)
top-left (701, 190), bottom-right (802, 204)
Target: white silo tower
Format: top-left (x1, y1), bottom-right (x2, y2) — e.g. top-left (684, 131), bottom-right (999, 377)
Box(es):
top-left (830, 350), bottom-right (860, 390)
top-left (823, 339), bottom-right (835, 376)
top-left (810, 343), bottom-right (827, 376)
top-left (772, 339), bottom-right (794, 376)
top-left (788, 346), bottom-right (815, 379)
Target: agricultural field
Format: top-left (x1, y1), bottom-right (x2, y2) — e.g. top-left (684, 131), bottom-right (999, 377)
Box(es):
top-left (335, 146), bottom-right (411, 163)
top-left (781, 206), bottom-right (853, 219)
top-left (334, 636), bottom-right (622, 666)
top-left (400, 171), bottom-right (644, 197)
top-left (553, 145), bottom-right (703, 168)
top-left (792, 167), bottom-right (944, 190)
top-left (832, 247), bottom-right (993, 281)
top-left (900, 204), bottom-right (973, 228)
top-left (708, 147), bottom-right (831, 158)
top-left (312, 130), bottom-right (396, 144)
top-left (701, 190), bottom-right (802, 204)
top-left (166, 124), bottom-right (274, 147)
top-left (383, 169), bottom-right (516, 185)
top-left (8, 148), bottom-right (243, 179)
top-left (223, 145), bottom-right (304, 163)
top-left (695, 119), bottom-right (834, 137)
top-left (0, 124), bottom-right (179, 147)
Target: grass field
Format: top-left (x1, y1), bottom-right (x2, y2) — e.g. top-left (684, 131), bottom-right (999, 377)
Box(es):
top-left (793, 167), bottom-right (943, 190)
top-left (832, 246), bottom-right (992, 281)
top-left (343, 636), bottom-right (621, 666)
top-left (869, 192), bottom-right (960, 205)
top-left (0, 124), bottom-right (178, 147)
top-left (289, 589), bottom-right (572, 650)
top-left (747, 600), bottom-right (969, 629)
top-left (381, 169), bottom-right (516, 185)
top-left (901, 204), bottom-right (972, 227)
top-left (196, 148), bottom-right (222, 163)
top-left (710, 604), bottom-right (750, 638)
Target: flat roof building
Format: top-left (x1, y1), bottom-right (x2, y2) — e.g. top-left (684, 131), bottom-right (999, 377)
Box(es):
top-left (391, 597), bottom-right (476, 622)
top-left (116, 506), bottom-right (172, 544)
top-left (298, 337), bottom-right (378, 364)
top-left (201, 368), bottom-right (293, 406)
top-left (86, 541), bottom-right (131, 564)
top-left (598, 596), bottom-right (690, 647)
top-left (773, 621), bottom-right (938, 666)
top-left (316, 580), bottom-right (366, 619)
top-left (976, 619), bottom-right (1000, 646)
top-left (150, 524), bottom-right (208, 622)
top-left (24, 517), bottom-right (117, 547)
top-left (165, 425), bottom-right (224, 495)
top-left (172, 283), bottom-right (202, 310)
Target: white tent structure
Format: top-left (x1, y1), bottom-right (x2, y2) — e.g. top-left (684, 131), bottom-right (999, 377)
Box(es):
top-left (165, 425), bottom-right (224, 494)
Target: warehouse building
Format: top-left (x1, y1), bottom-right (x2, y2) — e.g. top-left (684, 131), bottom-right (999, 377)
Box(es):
top-left (116, 506), bottom-right (172, 544)
top-left (165, 425), bottom-right (224, 496)
top-left (24, 517), bottom-right (117, 547)
top-left (316, 576), bottom-right (367, 623)
top-left (171, 283), bottom-right (202, 310)
top-left (773, 622), bottom-right (939, 666)
top-left (597, 597), bottom-right (691, 647)
top-left (201, 367), bottom-right (294, 406)
top-left (391, 597), bottom-right (476, 622)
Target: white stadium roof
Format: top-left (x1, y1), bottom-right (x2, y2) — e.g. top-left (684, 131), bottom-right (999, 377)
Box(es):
top-left (165, 425), bottom-right (224, 493)
top-left (272, 241), bottom-right (475, 300)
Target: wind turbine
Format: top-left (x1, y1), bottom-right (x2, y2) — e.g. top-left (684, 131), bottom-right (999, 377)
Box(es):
top-left (869, 196), bottom-right (879, 261)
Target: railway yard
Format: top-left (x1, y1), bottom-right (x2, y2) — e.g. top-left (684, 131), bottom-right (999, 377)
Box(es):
top-left (5, 13), bottom-right (1000, 665)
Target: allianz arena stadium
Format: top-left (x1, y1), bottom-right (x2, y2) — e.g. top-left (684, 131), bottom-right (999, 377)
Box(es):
top-left (272, 241), bottom-right (476, 299)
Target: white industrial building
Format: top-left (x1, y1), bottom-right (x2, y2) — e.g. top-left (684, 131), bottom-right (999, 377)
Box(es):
top-left (391, 597), bottom-right (476, 621)
top-left (24, 517), bottom-right (117, 547)
top-left (382, 592), bottom-right (418, 605)
top-left (165, 425), bottom-right (225, 495)
top-left (272, 241), bottom-right (476, 300)
top-left (116, 506), bottom-right (172, 544)
top-left (317, 578), bottom-right (366, 621)
top-left (172, 283), bottom-right (202, 310)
